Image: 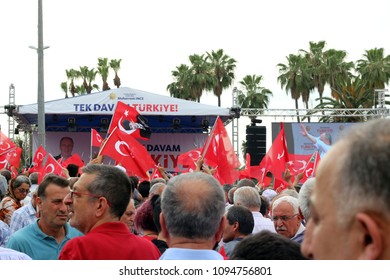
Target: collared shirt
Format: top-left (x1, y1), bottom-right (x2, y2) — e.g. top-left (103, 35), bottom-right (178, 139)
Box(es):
top-left (10, 202), bottom-right (37, 234)
top-left (159, 248), bottom-right (224, 260)
top-left (6, 220), bottom-right (82, 260)
top-left (0, 220), bottom-right (10, 247)
top-left (291, 223), bottom-right (306, 244)
top-left (0, 247), bottom-right (32, 260)
top-left (252, 211), bottom-right (276, 234)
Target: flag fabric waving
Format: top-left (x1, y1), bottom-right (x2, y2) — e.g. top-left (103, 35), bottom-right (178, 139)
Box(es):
top-left (60, 153), bottom-right (85, 170)
top-left (201, 117), bottom-right (240, 185)
top-left (177, 148), bottom-right (202, 172)
top-left (239, 153), bottom-right (251, 179)
top-left (300, 151), bottom-right (320, 182)
top-left (100, 127), bottom-right (155, 179)
top-left (29, 145), bottom-right (47, 173)
top-left (108, 101), bottom-right (151, 140)
top-left (0, 131), bottom-right (16, 156)
top-left (38, 154), bottom-right (66, 183)
top-left (91, 128), bottom-right (104, 148)
top-left (5, 147), bottom-right (22, 170)
top-left (259, 122), bottom-right (290, 184)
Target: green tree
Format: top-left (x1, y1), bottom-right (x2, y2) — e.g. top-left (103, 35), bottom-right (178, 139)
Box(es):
top-left (237, 74), bottom-right (273, 109)
top-left (323, 48), bottom-right (355, 98)
top-left (206, 49), bottom-right (237, 107)
top-left (312, 77), bottom-right (373, 122)
top-left (187, 54), bottom-right (214, 102)
top-left (356, 48), bottom-right (390, 106)
top-left (60, 81), bottom-right (68, 98)
top-left (167, 64), bottom-right (194, 101)
top-left (79, 66), bottom-right (89, 91)
top-left (110, 59), bottom-right (122, 88)
top-left (65, 69), bottom-right (79, 97)
top-left (97, 57), bottom-right (111, 91)
top-left (277, 54), bottom-right (305, 121)
top-left (300, 41), bottom-right (327, 105)
top-left (86, 68), bottom-right (99, 94)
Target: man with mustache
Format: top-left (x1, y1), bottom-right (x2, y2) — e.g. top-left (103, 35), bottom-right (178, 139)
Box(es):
top-left (271, 196), bottom-right (305, 244)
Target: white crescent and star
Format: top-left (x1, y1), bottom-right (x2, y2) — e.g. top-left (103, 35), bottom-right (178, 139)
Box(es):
top-left (115, 141), bottom-right (130, 157)
top-left (45, 164), bottom-right (55, 174)
top-left (0, 143), bottom-right (11, 151)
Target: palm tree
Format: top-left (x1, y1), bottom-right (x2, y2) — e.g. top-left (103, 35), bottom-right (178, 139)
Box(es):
top-left (86, 68), bottom-right (99, 93)
top-left (277, 54), bottom-right (305, 122)
top-left (110, 59), bottom-right (122, 88)
top-left (206, 49), bottom-right (237, 107)
top-left (65, 69), bottom-right (79, 97)
top-left (60, 82), bottom-right (68, 98)
top-left (79, 66), bottom-right (89, 91)
top-left (323, 49), bottom-right (355, 98)
top-left (356, 48), bottom-right (390, 106)
top-left (237, 75), bottom-right (273, 110)
top-left (300, 41), bottom-right (327, 105)
top-left (97, 57), bottom-right (111, 91)
top-left (312, 77), bottom-right (373, 122)
top-left (187, 54), bottom-right (214, 102)
top-left (167, 64), bottom-right (194, 101)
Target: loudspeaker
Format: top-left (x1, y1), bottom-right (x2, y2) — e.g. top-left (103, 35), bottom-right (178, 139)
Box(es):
top-left (246, 125), bottom-right (266, 165)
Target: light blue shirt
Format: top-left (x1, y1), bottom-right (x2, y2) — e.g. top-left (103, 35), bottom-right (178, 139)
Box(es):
top-left (0, 220), bottom-right (10, 247)
top-left (10, 202), bottom-right (37, 234)
top-left (159, 248), bottom-right (224, 260)
top-left (6, 220), bottom-right (83, 260)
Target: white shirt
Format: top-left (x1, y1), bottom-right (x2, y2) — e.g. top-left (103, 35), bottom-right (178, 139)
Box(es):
top-left (252, 211), bottom-right (276, 234)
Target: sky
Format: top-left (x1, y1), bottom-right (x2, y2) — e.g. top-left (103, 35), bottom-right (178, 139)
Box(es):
top-left (0, 0), bottom-right (389, 150)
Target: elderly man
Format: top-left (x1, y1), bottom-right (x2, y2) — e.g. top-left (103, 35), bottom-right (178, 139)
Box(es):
top-left (302, 119), bottom-right (390, 260)
top-left (234, 186), bottom-right (275, 234)
top-left (271, 196), bottom-right (305, 244)
top-left (59, 164), bottom-right (160, 260)
top-left (159, 172), bottom-right (226, 260)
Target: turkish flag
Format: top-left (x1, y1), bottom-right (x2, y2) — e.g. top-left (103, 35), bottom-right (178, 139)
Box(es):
top-left (177, 148), bottom-right (202, 172)
top-left (100, 127), bottom-right (155, 179)
top-left (29, 145), bottom-right (47, 173)
top-left (108, 101), bottom-right (151, 140)
top-left (201, 117), bottom-right (240, 185)
top-left (38, 154), bottom-right (66, 183)
top-left (300, 151), bottom-right (320, 182)
top-left (91, 128), bottom-right (103, 148)
top-left (286, 153), bottom-right (312, 176)
top-left (263, 122), bottom-right (289, 182)
top-left (0, 153), bottom-right (8, 169)
top-left (6, 147), bottom-right (22, 169)
top-left (0, 131), bottom-right (17, 156)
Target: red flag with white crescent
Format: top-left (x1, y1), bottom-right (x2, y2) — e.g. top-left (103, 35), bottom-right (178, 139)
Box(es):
top-left (100, 127), bottom-right (155, 179)
top-left (108, 101), bottom-right (151, 140)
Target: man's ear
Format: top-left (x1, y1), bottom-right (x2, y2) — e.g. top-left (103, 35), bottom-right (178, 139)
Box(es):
top-left (355, 213), bottom-right (383, 260)
top-left (215, 216), bottom-right (226, 243)
top-left (159, 213), bottom-right (170, 244)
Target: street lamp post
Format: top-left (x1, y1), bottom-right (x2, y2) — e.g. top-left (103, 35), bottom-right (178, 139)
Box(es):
top-left (29, 0), bottom-right (49, 148)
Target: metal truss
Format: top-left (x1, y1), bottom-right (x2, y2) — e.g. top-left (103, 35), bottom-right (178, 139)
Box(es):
top-left (239, 108), bottom-right (390, 118)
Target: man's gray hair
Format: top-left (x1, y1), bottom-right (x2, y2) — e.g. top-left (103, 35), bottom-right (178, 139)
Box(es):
top-left (234, 186), bottom-right (261, 209)
top-left (298, 177), bottom-right (315, 221)
top-left (161, 172), bottom-right (225, 239)
top-left (335, 119), bottom-right (390, 225)
top-left (272, 195), bottom-right (299, 214)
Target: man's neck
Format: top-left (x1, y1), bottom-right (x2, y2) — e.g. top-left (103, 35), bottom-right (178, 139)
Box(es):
top-left (168, 237), bottom-right (215, 250)
top-left (37, 220), bottom-right (66, 244)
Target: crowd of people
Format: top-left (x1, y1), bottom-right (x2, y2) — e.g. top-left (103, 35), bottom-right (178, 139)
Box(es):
top-left (1, 118), bottom-right (390, 260)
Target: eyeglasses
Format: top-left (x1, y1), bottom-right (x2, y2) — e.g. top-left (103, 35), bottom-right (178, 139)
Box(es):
top-left (69, 190), bottom-right (112, 207)
top-left (272, 214), bottom-right (298, 222)
top-left (17, 188), bottom-right (30, 194)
